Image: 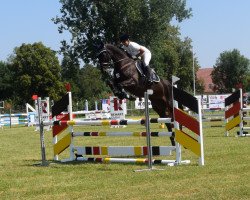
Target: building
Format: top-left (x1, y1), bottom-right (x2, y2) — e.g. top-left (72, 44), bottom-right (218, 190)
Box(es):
top-left (196, 68), bottom-right (214, 94)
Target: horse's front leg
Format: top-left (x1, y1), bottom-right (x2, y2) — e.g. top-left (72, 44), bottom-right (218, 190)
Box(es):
top-left (105, 79), bottom-right (133, 100)
top-left (115, 83), bottom-right (136, 100)
top-left (105, 80), bottom-right (126, 99)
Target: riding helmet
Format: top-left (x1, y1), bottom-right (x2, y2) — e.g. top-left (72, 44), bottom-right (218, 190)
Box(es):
top-left (120, 34), bottom-right (130, 42)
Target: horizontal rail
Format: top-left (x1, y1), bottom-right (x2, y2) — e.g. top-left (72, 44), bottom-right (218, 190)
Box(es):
top-left (73, 131), bottom-right (173, 137)
top-left (43, 118), bottom-right (173, 126)
top-left (74, 157), bottom-right (191, 166)
top-left (74, 146), bottom-right (176, 156)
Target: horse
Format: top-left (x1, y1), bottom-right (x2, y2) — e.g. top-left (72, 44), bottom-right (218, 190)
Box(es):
top-left (97, 43), bottom-right (175, 146)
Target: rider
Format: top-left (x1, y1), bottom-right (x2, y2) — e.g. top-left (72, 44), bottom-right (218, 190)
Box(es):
top-left (119, 34), bottom-right (153, 84)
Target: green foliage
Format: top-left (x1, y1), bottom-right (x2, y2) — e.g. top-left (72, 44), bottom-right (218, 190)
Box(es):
top-left (152, 29), bottom-right (199, 91)
top-left (61, 50), bottom-right (81, 98)
top-left (61, 51), bottom-right (80, 82)
top-left (60, 49), bottom-right (111, 106)
top-left (0, 61), bottom-right (13, 100)
top-left (211, 49), bottom-right (250, 93)
top-left (175, 38), bottom-right (198, 91)
top-left (54, 0), bottom-right (191, 62)
top-left (79, 64), bottom-right (111, 101)
top-left (8, 42), bottom-right (65, 105)
top-left (243, 74), bottom-right (250, 92)
top-left (195, 79), bottom-right (205, 94)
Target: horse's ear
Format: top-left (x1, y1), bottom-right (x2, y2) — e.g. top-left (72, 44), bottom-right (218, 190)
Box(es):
top-left (94, 42), bottom-right (105, 51)
top-left (99, 41), bottom-right (105, 49)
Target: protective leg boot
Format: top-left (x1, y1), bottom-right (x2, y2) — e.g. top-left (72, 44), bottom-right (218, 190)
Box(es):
top-left (115, 84), bottom-right (135, 100)
top-left (116, 89), bottom-right (136, 100)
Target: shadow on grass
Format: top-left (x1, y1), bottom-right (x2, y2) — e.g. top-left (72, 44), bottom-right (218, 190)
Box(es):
top-left (26, 158), bottom-right (179, 169)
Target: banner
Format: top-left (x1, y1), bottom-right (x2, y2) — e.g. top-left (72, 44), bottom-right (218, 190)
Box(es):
top-left (208, 94), bottom-right (230, 109)
top-left (134, 98), bottom-right (152, 109)
top-left (109, 97), bottom-right (127, 119)
top-left (196, 94), bottom-right (230, 109)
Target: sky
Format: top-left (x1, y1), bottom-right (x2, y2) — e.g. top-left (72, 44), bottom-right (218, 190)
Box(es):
top-left (0, 0), bottom-right (249, 68)
top-left (179, 0), bottom-right (250, 67)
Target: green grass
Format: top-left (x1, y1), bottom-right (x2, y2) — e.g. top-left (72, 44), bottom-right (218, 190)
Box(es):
top-left (0, 121), bottom-right (249, 200)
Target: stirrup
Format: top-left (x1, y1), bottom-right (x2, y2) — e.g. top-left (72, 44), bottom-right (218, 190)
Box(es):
top-left (147, 79), bottom-right (153, 86)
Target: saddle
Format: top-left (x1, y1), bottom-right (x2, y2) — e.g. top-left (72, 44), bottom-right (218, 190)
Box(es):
top-left (135, 61), bottom-right (160, 83)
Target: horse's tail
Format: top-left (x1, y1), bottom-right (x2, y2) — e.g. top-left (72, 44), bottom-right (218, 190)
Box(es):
top-left (162, 78), bottom-right (185, 116)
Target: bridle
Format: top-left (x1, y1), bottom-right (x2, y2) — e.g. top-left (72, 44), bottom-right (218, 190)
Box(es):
top-left (97, 49), bottom-right (112, 67)
top-left (98, 46), bottom-right (131, 68)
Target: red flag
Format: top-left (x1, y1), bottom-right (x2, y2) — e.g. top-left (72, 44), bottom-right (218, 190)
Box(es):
top-left (32, 95), bottom-right (38, 100)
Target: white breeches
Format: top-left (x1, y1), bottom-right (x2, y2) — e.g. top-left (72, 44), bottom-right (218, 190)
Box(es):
top-left (142, 51), bottom-right (151, 66)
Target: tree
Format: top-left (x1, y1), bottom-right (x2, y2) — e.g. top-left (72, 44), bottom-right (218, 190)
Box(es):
top-left (211, 49), bottom-right (250, 93)
top-left (53, 0), bottom-right (191, 61)
top-left (174, 37), bottom-right (199, 91)
top-left (151, 26), bottom-right (199, 92)
top-left (195, 79), bottom-right (205, 95)
top-left (0, 61), bottom-right (13, 100)
top-left (243, 74), bottom-right (250, 92)
top-left (53, 0), bottom-right (197, 93)
top-left (8, 42), bottom-right (65, 105)
top-left (78, 64), bottom-right (111, 101)
top-left (61, 50), bottom-right (81, 98)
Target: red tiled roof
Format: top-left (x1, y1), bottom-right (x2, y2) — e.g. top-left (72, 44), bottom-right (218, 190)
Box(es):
top-left (196, 68), bottom-right (214, 93)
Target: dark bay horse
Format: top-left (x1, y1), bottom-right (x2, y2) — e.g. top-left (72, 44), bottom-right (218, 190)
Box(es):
top-left (97, 43), bottom-right (175, 145)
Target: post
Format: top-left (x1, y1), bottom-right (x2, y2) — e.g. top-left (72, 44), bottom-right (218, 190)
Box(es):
top-left (9, 108), bottom-right (12, 128)
top-left (173, 98), bottom-right (181, 164)
top-left (68, 91), bottom-right (75, 161)
top-left (95, 101), bottom-right (98, 111)
top-left (85, 100), bottom-right (88, 111)
top-left (37, 97), bottom-right (47, 166)
top-left (135, 89), bottom-right (164, 172)
top-left (197, 98), bottom-right (205, 165)
top-left (172, 76), bottom-right (181, 165)
top-left (239, 89), bottom-right (244, 137)
top-left (145, 90), bottom-right (153, 169)
top-left (192, 47), bottom-right (196, 96)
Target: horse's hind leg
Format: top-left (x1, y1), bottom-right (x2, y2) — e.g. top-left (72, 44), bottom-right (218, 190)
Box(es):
top-left (166, 105), bottom-right (175, 146)
top-left (167, 121), bottom-right (175, 146)
top-left (151, 100), bottom-right (175, 146)
top-left (160, 113), bottom-right (175, 146)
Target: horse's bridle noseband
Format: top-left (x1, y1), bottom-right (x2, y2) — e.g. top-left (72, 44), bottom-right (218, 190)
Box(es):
top-left (98, 46), bottom-right (131, 68)
top-left (97, 48), bottom-right (113, 67)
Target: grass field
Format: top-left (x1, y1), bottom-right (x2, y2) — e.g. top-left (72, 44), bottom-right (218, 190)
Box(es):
top-left (0, 121), bottom-right (249, 200)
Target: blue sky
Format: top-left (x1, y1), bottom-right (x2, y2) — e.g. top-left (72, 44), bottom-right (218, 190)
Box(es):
top-left (0, 0), bottom-right (249, 68)
top-left (180, 0), bottom-right (250, 67)
top-left (0, 1), bottom-right (68, 61)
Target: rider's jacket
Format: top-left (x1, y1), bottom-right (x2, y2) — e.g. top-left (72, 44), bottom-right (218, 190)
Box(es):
top-left (121, 41), bottom-right (151, 66)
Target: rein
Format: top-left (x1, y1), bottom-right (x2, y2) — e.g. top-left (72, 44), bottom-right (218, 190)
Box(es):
top-left (98, 48), bottom-right (131, 68)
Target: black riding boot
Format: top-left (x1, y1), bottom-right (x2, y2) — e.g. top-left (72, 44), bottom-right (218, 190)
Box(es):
top-left (144, 65), bottom-right (153, 85)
